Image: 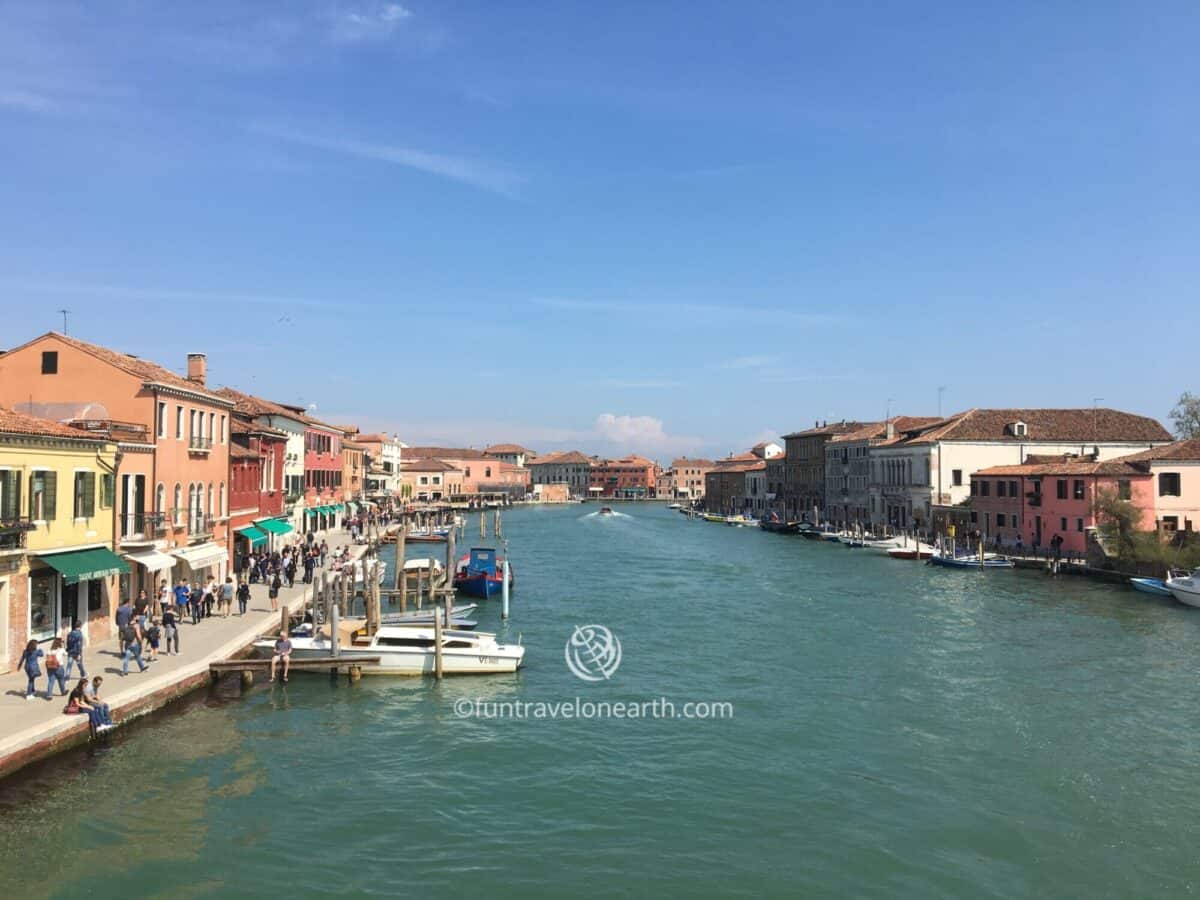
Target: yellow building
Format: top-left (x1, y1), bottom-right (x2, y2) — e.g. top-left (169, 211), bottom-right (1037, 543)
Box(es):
top-left (0, 406), bottom-right (125, 672)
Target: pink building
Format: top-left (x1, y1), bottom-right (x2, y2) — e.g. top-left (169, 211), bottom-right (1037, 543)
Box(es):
top-left (1115, 439), bottom-right (1200, 538)
top-left (971, 455), bottom-right (1153, 554)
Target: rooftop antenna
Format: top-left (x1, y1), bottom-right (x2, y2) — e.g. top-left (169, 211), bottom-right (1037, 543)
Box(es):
top-left (57, 309), bottom-right (71, 335)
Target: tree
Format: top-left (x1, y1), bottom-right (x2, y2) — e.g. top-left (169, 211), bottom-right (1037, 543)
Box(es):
top-left (1169, 391), bottom-right (1200, 439)
top-left (1093, 486), bottom-right (1140, 561)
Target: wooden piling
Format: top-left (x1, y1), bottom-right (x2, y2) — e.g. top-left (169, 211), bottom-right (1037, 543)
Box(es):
top-left (280, 604), bottom-right (289, 639)
top-left (433, 598), bottom-right (444, 680)
top-left (480, 511), bottom-right (486, 539)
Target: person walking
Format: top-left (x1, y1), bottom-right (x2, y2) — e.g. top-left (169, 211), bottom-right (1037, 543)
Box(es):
top-left (145, 618), bottom-right (162, 661)
top-left (162, 604), bottom-right (179, 655)
top-left (114, 597), bottom-right (134, 653)
top-left (220, 577), bottom-right (235, 618)
top-left (64, 618), bottom-right (87, 680)
top-left (18, 640), bottom-right (44, 699)
top-left (45, 638), bottom-right (68, 699)
top-left (203, 578), bottom-right (216, 618)
top-left (134, 589), bottom-right (150, 632)
top-left (120, 620), bottom-right (147, 676)
top-left (189, 581), bottom-right (203, 625)
top-left (303, 552), bottom-right (315, 585)
top-left (269, 570), bottom-right (282, 611)
top-left (285, 557), bottom-right (296, 589)
top-left (157, 579), bottom-right (171, 617)
top-left (319, 540), bottom-right (328, 569)
top-left (236, 579), bottom-right (250, 616)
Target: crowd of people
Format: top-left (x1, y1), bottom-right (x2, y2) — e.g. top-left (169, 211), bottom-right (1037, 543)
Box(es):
top-left (14, 526), bottom-right (368, 738)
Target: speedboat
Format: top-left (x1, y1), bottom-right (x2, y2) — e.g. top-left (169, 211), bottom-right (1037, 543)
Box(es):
top-left (887, 544), bottom-right (935, 560)
top-left (598, 506), bottom-right (615, 516)
top-left (257, 622), bottom-right (524, 675)
top-left (667, 503), bottom-right (682, 510)
top-left (928, 553), bottom-right (1015, 569)
top-left (1166, 569), bottom-right (1200, 607)
top-left (726, 515), bottom-right (752, 527)
top-left (1129, 577), bottom-right (1173, 599)
top-left (342, 559), bottom-right (387, 586)
top-left (702, 513), bottom-right (727, 523)
top-left (407, 527), bottom-right (451, 543)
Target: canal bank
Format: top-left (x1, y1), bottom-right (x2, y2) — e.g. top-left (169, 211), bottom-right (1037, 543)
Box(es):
top-left (0, 532), bottom-right (367, 782)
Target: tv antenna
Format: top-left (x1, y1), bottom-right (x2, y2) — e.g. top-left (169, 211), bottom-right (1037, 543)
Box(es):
top-left (57, 309), bottom-right (71, 335)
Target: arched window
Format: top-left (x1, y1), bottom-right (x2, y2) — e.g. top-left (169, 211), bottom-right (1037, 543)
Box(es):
top-left (156, 483), bottom-right (165, 516)
top-left (207, 484), bottom-right (213, 516)
top-left (173, 484), bottom-right (182, 525)
top-left (220, 482), bottom-right (226, 517)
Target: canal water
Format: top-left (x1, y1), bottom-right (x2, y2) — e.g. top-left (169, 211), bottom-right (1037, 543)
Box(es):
top-left (3, 503), bottom-right (1200, 897)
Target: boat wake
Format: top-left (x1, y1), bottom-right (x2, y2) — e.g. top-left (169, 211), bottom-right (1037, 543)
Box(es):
top-left (582, 510), bottom-right (632, 519)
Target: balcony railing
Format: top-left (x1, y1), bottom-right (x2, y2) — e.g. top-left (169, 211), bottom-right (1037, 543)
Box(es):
top-left (188, 435), bottom-right (213, 452)
top-left (188, 514), bottom-right (215, 537)
top-left (0, 515), bottom-right (35, 551)
top-left (120, 512), bottom-right (167, 541)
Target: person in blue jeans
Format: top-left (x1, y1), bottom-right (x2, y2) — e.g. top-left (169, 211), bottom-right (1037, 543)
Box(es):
top-left (120, 622), bottom-right (147, 675)
top-left (17, 640), bottom-right (44, 699)
top-left (64, 618), bottom-right (87, 679)
top-left (45, 637), bottom-right (68, 698)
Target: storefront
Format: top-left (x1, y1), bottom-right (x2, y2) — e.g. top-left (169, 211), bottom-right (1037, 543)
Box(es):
top-left (31, 546), bottom-right (128, 642)
top-left (122, 547), bottom-right (177, 598)
top-left (171, 542), bottom-right (228, 584)
top-left (255, 517), bottom-right (294, 551)
top-left (235, 525), bottom-right (268, 571)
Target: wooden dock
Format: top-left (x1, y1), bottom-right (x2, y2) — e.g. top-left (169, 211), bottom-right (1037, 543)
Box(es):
top-left (209, 656), bottom-right (383, 685)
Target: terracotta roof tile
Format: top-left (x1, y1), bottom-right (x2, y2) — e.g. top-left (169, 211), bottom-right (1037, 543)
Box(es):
top-left (975, 456), bottom-right (1147, 477)
top-left (1114, 439), bottom-right (1200, 463)
top-left (898, 408), bottom-right (1170, 445)
top-left (405, 447), bottom-right (491, 460)
top-left (0, 405), bottom-right (108, 441)
top-left (529, 451), bottom-right (593, 466)
top-left (484, 443), bottom-right (535, 455)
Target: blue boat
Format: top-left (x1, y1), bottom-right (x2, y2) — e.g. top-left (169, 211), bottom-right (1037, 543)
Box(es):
top-left (453, 547), bottom-right (514, 598)
top-left (928, 554), bottom-right (1015, 569)
top-left (1129, 577), bottom-right (1172, 598)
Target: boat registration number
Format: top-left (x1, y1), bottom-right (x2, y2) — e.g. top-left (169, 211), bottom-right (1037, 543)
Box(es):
top-left (478, 656), bottom-right (498, 664)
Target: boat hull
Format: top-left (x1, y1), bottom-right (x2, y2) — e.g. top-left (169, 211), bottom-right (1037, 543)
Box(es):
top-left (1129, 577), bottom-right (1173, 598)
top-left (255, 637), bottom-right (524, 675)
top-left (928, 555), bottom-right (1015, 569)
top-left (1166, 573), bottom-right (1200, 607)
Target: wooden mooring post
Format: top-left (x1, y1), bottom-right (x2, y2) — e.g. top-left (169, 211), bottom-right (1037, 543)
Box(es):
top-left (433, 595), bottom-right (444, 680)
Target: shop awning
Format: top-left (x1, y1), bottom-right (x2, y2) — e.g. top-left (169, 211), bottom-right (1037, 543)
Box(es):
top-left (39, 547), bottom-right (129, 585)
top-left (171, 542), bottom-right (227, 570)
top-left (346, 502), bottom-right (358, 515)
top-left (123, 548), bottom-right (176, 573)
top-left (237, 525), bottom-right (268, 547)
top-left (256, 518), bottom-right (294, 536)
top-left (305, 507), bottom-right (319, 517)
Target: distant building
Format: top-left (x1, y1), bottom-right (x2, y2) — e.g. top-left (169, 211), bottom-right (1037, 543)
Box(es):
top-left (484, 444), bottom-right (536, 468)
top-left (401, 458), bottom-right (464, 501)
top-left (971, 455), bottom-right (1153, 554)
top-left (705, 453), bottom-right (766, 514)
top-left (868, 408), bottom-right (1172, 531)
top-left (589, 456), bottom-right (657, 499)
top-left (824, 418), bottom-right (939, 528)
top-left (405, 447), bottom-right (529, 498)
top-left (355, 433), bottom-right (404, 498)
top-left (781, 422), bottom-right (864, 522)
top-left (527, 451), bottom-right (594, 499)
top-left (1108, 439), bottom-right (1200, 538)
top-left (669, 457), bottom-right (716, 501)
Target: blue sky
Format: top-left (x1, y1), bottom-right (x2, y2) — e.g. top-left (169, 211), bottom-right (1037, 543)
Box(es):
top-left (2, 2), bottom-right (1197, 462)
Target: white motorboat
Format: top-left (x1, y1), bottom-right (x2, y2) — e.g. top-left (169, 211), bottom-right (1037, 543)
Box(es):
top-left (667, 503), bottom-right (682, 510)
top-left (402, 557), bottom-right (445, 578)
top-left (257, 621), bottom-right (525, 675)
top-left (339, 559), bottom-right (387, 587)
top-left (1166, 568), bottom-right (1200, 608)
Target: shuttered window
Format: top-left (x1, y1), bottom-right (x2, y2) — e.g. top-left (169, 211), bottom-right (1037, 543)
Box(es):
top-left (100, 473), bottom-right (114, 509)
top-left (31, 470), bottom-right (57, 521)
top-left (74, 471), bottom-right (96, 518)
top-left (0, 470), bottom-right (21, 520)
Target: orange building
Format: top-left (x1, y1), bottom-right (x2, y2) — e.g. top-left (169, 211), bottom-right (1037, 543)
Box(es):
top-left (0, 333), bottom-right (234, 594)
top-left (589, 456), bottom-right (657, 499)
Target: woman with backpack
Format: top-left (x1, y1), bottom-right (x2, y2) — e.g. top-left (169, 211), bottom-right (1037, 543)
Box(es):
top-left (18, 640), bottom-right (44, 700)
top-left (45, 637), bottom-right (68, 698)
top-left (269, 570), bottom-right (282, 610)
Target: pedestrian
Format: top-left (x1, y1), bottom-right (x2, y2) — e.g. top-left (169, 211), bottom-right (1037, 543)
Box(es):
top-left (85, 676), bottom-right (113, 723)
top-left (1016, 534), bottom-right (1024, 556)
top-left (204, 578), bottom-right (216, 618)
top-left (236, 579), bottom-right (250, 616)
top-left (269, 570), bottom-right (282, 611)
top-left (220, 576), bottom-right (234, 618)
top-left (64, 618), bottom-right (87, 680)
top-left (319, 540), bottom-right (328, 568)
top-left (114, 596), bottom-right (134, 653)
top-left (303, 553), bottom-right (314, 585)
top-left (285, 557), bottom-right (296, 589)
top-left (157, 579), bottom-right (171, 617)
top-left (145, 617), bottom-right (161, 661)
top-left (189, 581), bottom-right (203, 625)
top-left (162, 604), bottom-right (179, 655)
top-left (135, 589), bottom-right (150, 631)
top-left (45, 637), bottom-right (68, 698)
top-left (120, 619), bottom-right (147, 676)
top-left (269, 632), bottom-right (292, 683)
top-left (18, 640), bottom-right (44, 699)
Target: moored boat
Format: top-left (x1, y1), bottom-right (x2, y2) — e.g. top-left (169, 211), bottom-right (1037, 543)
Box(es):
top-left (928, 553), bottom-right (1015, 569)
top-left (257, 622), bottom-right (524, 675)
top-left (887, 544), bottom-right (935, 560)
top-left (598, 506), bottom-right (615, 516)
top-left (407, 527), bottom-right (451, 543)
top-left (1165, 569), bottom-right (1200, 607)
top-left (702, 513), bottom-right (727, 524)
top-left (1129, 577), bottom-right (1173, 598)
top-left (759, 512), bottom-right (800, 534)
top-left (453, 547), bottom-right (514, 598)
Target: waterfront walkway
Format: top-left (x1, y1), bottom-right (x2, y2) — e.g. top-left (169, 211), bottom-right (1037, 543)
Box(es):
top-left (0, 530), bottom-right (367, 779)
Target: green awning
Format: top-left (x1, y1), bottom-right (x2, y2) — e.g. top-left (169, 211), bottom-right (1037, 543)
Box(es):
top-left (237, 525), bottom-right (268, 547)
top-left (39, 547), bottom-right (129, 585)
top-left (346, 502), bottom-right (357, 514)
top-left (256, 518), bottom-right (294, 536)
top-left (306, 507), bottom-right (319, 517)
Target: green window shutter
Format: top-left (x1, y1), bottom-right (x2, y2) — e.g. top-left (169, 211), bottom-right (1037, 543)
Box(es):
top-left (84, 471), bottom-right (96, 517)
top-left (1, 471), bottom-right (18, 520)
top-left (44, 471), bottom-right (57, 521)
top-left (100, 473), bottom-right (114, 509)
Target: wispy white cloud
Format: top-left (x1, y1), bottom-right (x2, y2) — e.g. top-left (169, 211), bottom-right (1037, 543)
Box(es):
top-left (593, 413), bottom-right (703, 456)
top-left (329, 3), bottom-right (413, 45)
top-left (250, 124), bottom-right (522, 197)
top-left (0, 89), bottom-right (56, 114)
top-left (719, 354), bottom-right (779, 370)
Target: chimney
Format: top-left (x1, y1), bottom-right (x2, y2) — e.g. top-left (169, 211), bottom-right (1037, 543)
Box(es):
top-left (187, 353), bottom-right (207, 386)
top-left (886, 421), bottom-right (895, 440)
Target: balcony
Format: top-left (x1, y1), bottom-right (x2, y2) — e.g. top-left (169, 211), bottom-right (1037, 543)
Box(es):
top-left (188, 435), bottom-right (213, 453)
top-left (0, 515), bottom-right (36, 551)
top-left (187, 514), bottom-right (215, 538)
top-left (119, 512), bottom-right (167, 544)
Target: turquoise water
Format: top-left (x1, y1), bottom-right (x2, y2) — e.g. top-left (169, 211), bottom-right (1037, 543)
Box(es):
top-left (4, 503), bottom-right (1200, 898)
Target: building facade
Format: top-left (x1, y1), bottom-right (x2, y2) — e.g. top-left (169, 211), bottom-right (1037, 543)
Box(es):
top-left (0, 407), bottom-right (125, 672)
top-left (0, 334), bottom-right (234, 593)
top-left (589, 456), bottom-right (657, 499)
top-left (401, 459), bottom-right (464, 501)
top-left (1116, 439), bottom-right (1200, 537)
top-left (868, 408), bottom-right (1172, 532)
top-left (527, 451), bottom-right (594, 499)
top-left (781, 423), bottom-right (862, 522)
top-left (484, 444), bottom-right (536, 468)
top-left (669, 458), bottom-right (715, 501)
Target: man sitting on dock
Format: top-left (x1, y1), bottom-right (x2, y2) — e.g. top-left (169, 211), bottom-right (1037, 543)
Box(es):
top-left (270, 632), bottom-right (292, 683)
